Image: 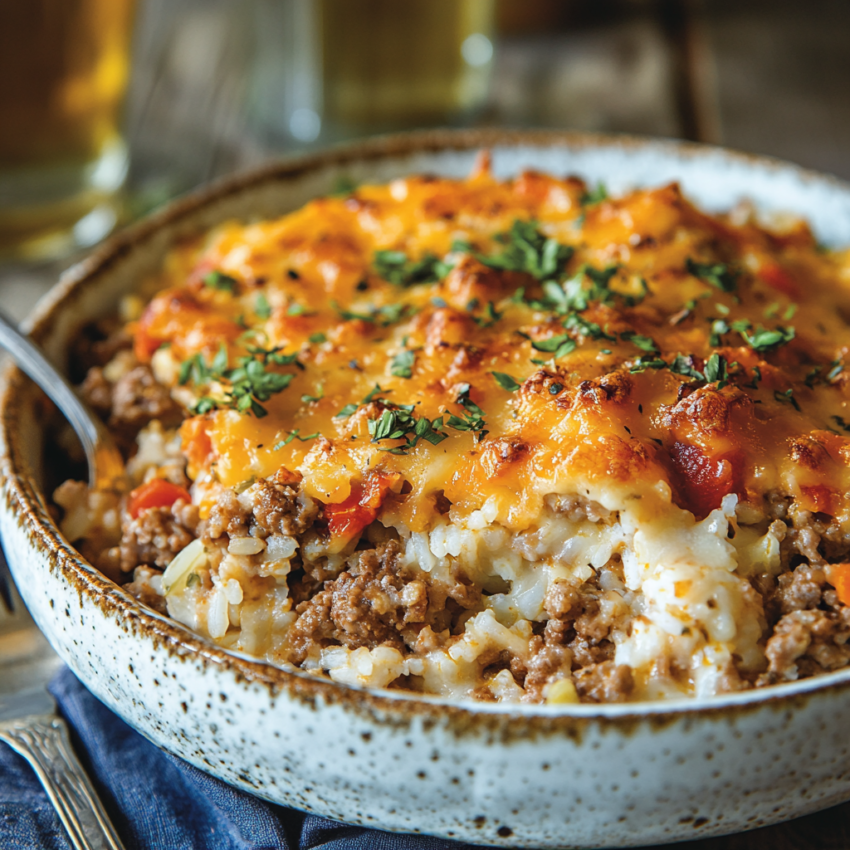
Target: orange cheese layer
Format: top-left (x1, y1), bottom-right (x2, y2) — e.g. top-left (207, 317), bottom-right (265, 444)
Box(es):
top-left (133, 167), bottom-right (850, 533)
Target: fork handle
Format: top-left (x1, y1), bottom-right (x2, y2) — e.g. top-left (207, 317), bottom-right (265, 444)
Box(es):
top-left (0, 714), bottom-right (125, 850)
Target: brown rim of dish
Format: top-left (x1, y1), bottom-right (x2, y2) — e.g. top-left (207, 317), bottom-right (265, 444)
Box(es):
top-left (4, 127), bottom-right (850, 733)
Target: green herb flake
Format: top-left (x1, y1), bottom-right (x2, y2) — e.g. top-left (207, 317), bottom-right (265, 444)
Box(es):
top-left (686, 258), bottom-right (738, 293)
top-left (373, 250), bottom-right (449, 288)
top-left (391, 349), bottom-right (416, 379)
top-left (447, 383), bottom-right (488, 442)
top-left (331, 175), bottom-right (357, 196)
top-left (620, 331), bottom-right (658, 353)
top-left (704, 353), bottom-right (729, 387)
top-left (203, 270), bottom-right (238, 292)
top-left (774, 388), bottom-right (801, 412)
top-left (475, 220), bottom-right (573, 281)
top-left (255, 293), bottom-right (272, 319)
top-left (301, 383), bottom-right (324, 404)
top-left (335, 403), bottom-right (359, 419)
top-left (492, 372), bottom-right (521, 392)
top-left (309, 332), bottom-right (327, 344)
top-left (580, 183), bottom-right (608, 206)
top-left (669, 354), bottom-right (704, 381)
top-left (741, 325), bottom-right (796, 352)
top-left (528, 333), bottom-right (577, 358)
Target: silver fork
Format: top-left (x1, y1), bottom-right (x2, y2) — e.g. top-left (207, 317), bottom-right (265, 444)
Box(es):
top-left (0, 308), bottom-right (127, 849)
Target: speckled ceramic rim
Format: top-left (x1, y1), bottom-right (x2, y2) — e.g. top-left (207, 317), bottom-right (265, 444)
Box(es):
top-left (5, 127), bottom-right (850, 728)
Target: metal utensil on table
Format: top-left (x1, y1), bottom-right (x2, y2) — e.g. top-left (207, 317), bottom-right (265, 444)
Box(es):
top-left (0, 304), bottom-right (125, 609)
top-left (0, 308), bottom-right (126, 849)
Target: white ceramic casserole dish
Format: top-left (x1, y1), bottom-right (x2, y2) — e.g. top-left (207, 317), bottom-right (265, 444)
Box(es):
top-left (3, 129), bottom-right (850, 848)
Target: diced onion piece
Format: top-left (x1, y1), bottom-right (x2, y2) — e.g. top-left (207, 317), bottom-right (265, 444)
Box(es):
top-left (162, 539), bottom-right (207, 596)
top-left (228, 536), bottom-right (266, 556)
top-left (545, 678), bottom-right (579, 705)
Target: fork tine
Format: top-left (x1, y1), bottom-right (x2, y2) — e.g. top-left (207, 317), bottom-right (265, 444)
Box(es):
top-left (0, 542), bottom-right (15, 613)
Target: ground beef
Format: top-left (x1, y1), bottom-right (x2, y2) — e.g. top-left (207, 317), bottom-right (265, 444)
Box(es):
top-left (522, 639), bottom-right (573, 703)
top-left (205, 469), bottom-right (318, 541)
top-left (80, 368), bottom-right (113, 418)
top-left (758, 607), bottom-right (850, 684)
top-left (286, 540), bottom-right (428, 664)
top-left (574, 661), bottom-right (634, 703)
top-left (81, 362), bottom-right (181, 445)
top-left (119, 499), bottom-right (200, 572)
top-left (111, 365), bottom-right (181, 431)
top-left (70, 320), bottom-right (132, 381)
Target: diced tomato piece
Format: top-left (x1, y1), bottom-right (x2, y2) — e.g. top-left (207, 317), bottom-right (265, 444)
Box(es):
top-left (325, 473), bottom-right (398, 540)
top-left (831, 564), bottom-right (850, 607)
top-left (758, 262), bottom-right (800, 299)
top-left (128, 479), bottom-right (191, 519)
top-left (133, 326), bottom-right (164, 363)
top-left (800, 484), bottom-right (836, 517)
top-left (668, 441), bottom-right (743, 519)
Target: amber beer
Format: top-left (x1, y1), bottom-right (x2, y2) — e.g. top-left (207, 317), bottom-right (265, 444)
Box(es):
top-left (319, 0), bottom-right (495, 131)
top-left (0, 0), bottom-right (135, 258)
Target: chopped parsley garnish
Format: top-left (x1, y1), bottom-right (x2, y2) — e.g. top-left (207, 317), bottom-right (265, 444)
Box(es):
top-left (309, 332), bottom-right (327, 344)
top-left (473, 301), bottom-right (503, 328)
top-left (549, 382), bottom-right (564, 395)
top-left (273, 429), bottom-right (321, 449)
top-left (203, 270), bottom-right (238, 292)
top-left (629, 354), bottom-right (668, 373)
top-left (523, 332), bottom-right (577, 359)
top-left (563, 313), bottom-right (616, 342)
top-left (580, 183), bottom-right (608, 206)
top-left (703, 353), bottom-right (729, 387)
top-left (362, 384), bottom-right (388, 404)
top-left (373, 250), bottom-right (451, 287)
top-left (333, 300), bottom-right (416, 327)
top-left (301, 383), bottom-right (324, 404)
top-left (669, 354), bottom-right (704, 380)
top-left (367, 407), bottom-right (448, 454)
top-left (827, 361), bottom-right (844, 382)
top-left (390, 349), bottom-right (416, 379)
top-left (470, 220), bottom-right (573, 281)
top-left (741, 325), bottom-right (795, 352)
top-left (686, 258), bottom-right (738, 293)
top-left (746, 365), bottom-right (762, 389)
top-left (336, 403), bottom-right (359, 418)
top-left (447, 383), bottom-right (488, 441)
top-left (255, 293), bottom-right (272, 319)
top-left (542, 265), bottom-right (619, 314)
top-left (331, 175), bottom-right (357, 196)
top-left (620, 331), bottom-right (658, 353)
top-left (492, 371), bottom-right (521, 392)
top-left (774, 388), bottom-right (801, 412)
top-left (287, 302), bottom-right (309, 316)
top-left (187, 344), bottom-right (300, 418)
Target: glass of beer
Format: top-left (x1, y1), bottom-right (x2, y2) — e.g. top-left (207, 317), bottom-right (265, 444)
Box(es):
top-left (0, 0), bottom-right (136, 260)
top-left (251, 0), bottom-right (495, 146)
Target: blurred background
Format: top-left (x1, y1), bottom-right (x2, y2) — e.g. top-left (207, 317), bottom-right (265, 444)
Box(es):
top-left (1, 0), bottom-right (849, 318)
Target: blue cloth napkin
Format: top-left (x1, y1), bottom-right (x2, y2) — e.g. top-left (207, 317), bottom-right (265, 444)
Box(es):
top-left (0, 667), bottom-right (477, 850)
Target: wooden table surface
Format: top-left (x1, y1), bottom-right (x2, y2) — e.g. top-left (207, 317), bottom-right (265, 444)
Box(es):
top-left (2, 1), bottom-right (850, 846)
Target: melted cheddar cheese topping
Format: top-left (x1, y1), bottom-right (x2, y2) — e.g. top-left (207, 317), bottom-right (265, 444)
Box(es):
top-left (133, 164), bottom-right (850, 542)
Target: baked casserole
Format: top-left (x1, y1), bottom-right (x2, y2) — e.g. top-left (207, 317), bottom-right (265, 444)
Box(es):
top-left (54, 156), bottom-right (850, 704)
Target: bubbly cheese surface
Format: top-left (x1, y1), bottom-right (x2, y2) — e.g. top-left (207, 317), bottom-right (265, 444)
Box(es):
top-left (134, 164), bottom-right (850, 538)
